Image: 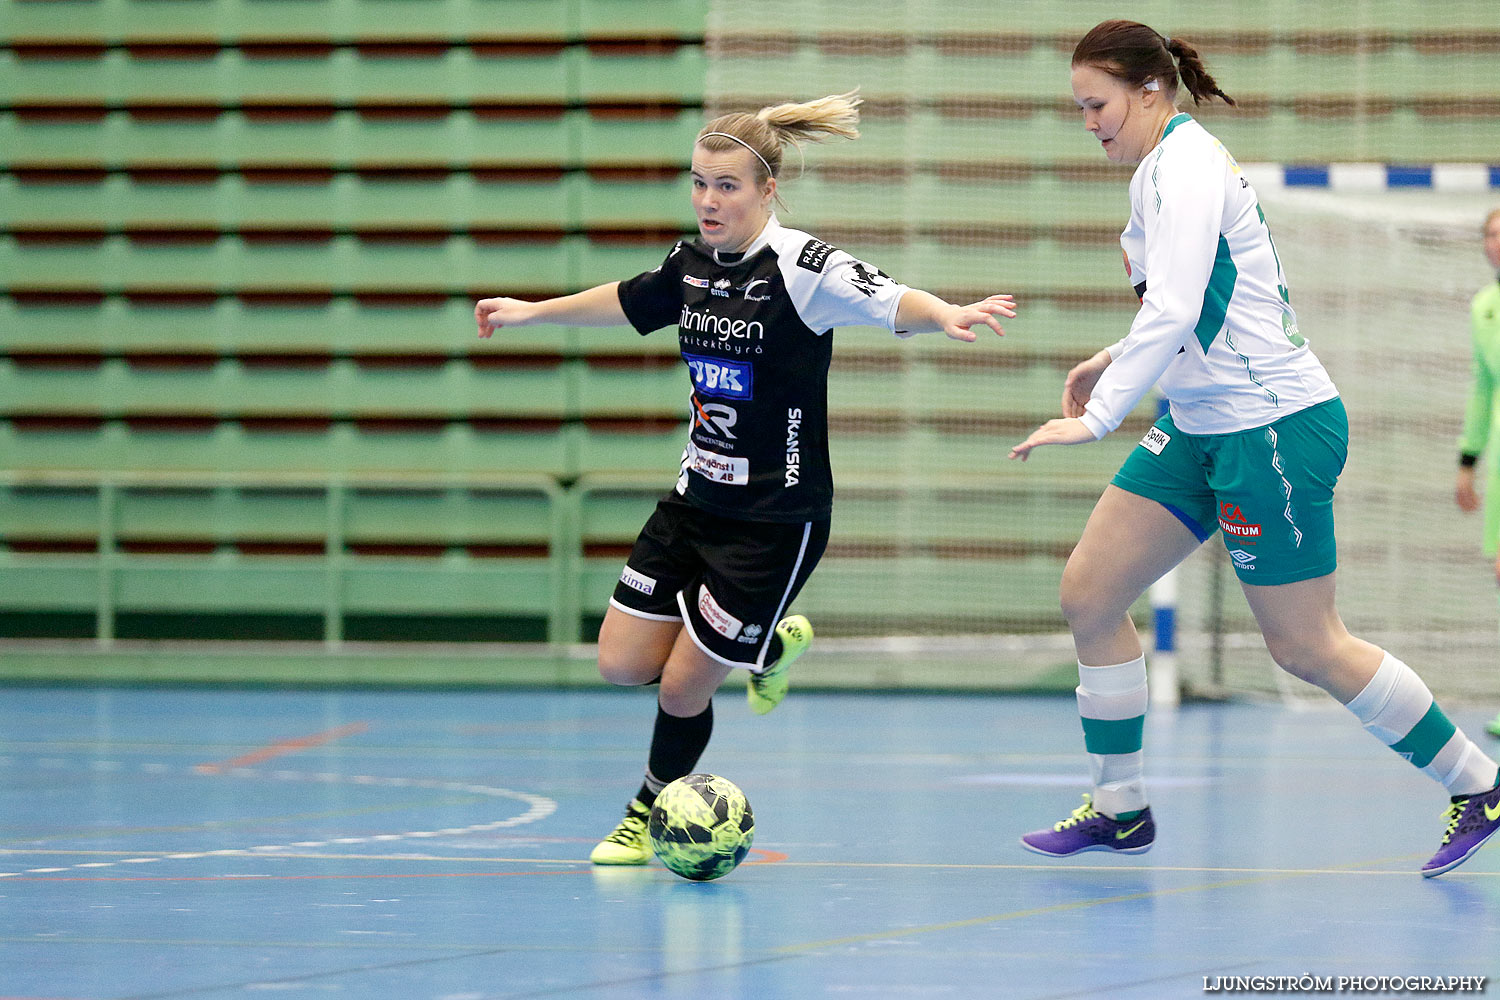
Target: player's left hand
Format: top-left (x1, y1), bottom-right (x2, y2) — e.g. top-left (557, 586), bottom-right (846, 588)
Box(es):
top-left (1008, 417), bottom-right (1096, 461)
top-left (942, 294), bottom-right (1016, 342)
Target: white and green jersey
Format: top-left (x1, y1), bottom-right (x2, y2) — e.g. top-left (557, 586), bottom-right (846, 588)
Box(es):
top-left (1079, 114), bottom-right (1338, 439)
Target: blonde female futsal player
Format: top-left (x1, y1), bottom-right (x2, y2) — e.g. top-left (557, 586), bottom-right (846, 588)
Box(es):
top-left (475, 92), bottom-right (1016, 864)
top-left (1009, 21), bottom-right (1500, 877)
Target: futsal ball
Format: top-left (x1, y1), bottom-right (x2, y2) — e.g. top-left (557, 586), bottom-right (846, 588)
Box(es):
top-left (647, 773), bottom-right (755, 881)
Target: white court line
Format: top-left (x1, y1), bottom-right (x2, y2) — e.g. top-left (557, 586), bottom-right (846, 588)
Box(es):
top-left (0, 758), bottom-right (558, 878)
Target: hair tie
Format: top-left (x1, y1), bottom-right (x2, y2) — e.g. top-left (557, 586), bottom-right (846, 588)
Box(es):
top-left (1162, 35), bottom-right (1173, 50)
top-left (698, 131), bottom-right (775, 179)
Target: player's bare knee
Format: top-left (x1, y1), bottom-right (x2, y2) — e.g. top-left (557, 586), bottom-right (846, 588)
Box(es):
top-left (1059, 573), bottom-right (1119, 637)
top-left (1263, 634), bottom-right (1336, 687)
top-left (657, 683), bottom-right (711, 718)
top-left (596, 650), bottom-right (661, 687)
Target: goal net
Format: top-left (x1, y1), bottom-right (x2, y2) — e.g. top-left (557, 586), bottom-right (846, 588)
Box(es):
top-left (1180, 182), bottom-right (1498, 700)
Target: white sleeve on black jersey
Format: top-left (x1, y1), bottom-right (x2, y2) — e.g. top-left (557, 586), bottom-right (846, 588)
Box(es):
top-left (777, 237), bottom-right (909, 335)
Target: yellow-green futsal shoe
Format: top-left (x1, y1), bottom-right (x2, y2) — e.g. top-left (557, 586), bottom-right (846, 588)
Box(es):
top-left (747, 614), bottom-right (813, 716)
top-left (589, 798), bottom-right (651, 865)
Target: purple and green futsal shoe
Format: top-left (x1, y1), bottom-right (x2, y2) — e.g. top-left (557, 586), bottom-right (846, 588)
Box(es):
top-left (1020, 794), bottom-right (1155, 857)
top-left (1422, 781), bottom-right (1500, 878)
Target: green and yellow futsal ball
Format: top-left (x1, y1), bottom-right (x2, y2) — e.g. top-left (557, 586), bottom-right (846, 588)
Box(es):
top-left (648, 773), bottom-right (755, 881)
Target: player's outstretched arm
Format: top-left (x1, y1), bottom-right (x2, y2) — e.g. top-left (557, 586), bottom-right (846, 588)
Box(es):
top-left (894, 289), bottom-right (1016, 342)
top-left (1008, 417), bottom-right (1098, 461)
top-left (475, 282), bottom-right (627, 339)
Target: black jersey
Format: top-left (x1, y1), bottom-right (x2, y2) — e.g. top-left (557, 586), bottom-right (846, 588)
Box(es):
top-left (616, 216), bottom-right (909, 522)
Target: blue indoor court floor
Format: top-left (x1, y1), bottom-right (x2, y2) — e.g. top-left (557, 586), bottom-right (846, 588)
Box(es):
top-left (2, 683), bottom-right (1498, 999)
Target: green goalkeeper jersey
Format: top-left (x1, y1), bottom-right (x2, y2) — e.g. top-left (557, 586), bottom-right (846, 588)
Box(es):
top-left (1458, 278), bottom-right (1500, 553)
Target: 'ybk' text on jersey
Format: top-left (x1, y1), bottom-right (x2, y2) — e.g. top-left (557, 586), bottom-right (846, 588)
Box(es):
top-left (615, 215), bottom-right (908, 522)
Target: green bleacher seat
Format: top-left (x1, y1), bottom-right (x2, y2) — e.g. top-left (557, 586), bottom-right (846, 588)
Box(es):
top-left (576, 0), bottom-right (706, 39)
top-left (0, 172), bottom-right (591, 232)
top-left (567, 324), bottom-right (684, 359)
top-left (0, 0), bottom-right (573, 44)
top-left (0, 483), bottom-right (102, 544)
top-left (575, 360), bottom-right (685, 418)
top-left (575, 109), bottom-right (704, 168)
top-left (575, 423), bottom-right (684, 476)
top-left (0, 233), bottom-right (585, 294)
top-left (0, 357), bottom-right (579, 420)
top-left (0, 420), bottom-right (582, 477)
top-left (343, 485), bottom-right (557, 546)
top-left (576, 45), bottom-right (705, 104)
top-left (0, 44), bottom-right (709, 108)
top-left (0, 295), bottom-right (604, 357)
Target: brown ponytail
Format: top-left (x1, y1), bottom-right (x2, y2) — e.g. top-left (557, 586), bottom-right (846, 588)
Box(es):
top-left (696, 90), bottom-right (862, 185)
top-left (1073, 20), bottom-right (1235, 107)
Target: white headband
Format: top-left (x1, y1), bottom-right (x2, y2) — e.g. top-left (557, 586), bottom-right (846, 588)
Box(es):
top-left (698, 131), bottom-right (775, 179)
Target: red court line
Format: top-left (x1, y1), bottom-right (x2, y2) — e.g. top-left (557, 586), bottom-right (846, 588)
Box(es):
top-left (195, 721), bottom-right (370, 773)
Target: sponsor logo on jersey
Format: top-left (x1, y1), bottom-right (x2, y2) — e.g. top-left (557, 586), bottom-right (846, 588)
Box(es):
top-left (683, 441), bottom-right (748, 485)
top-left (843, 260), bottom-right (890, 297)
top-left (691, 397), bottom-right (738, 440)
top-left (738, 622), bottom-right (763, 644)
top-left (682, 352), bottom-right (752, 399)
top-left (682, 275), bottom-right (709, 288)
top-left (697, 584), bottom-right (743, 640)
top-left (1219, 503), bottom-right (1261, 539)
top-left (740, 278), bottom-right (771, 301)
top-left (1140, 426), bottom-right (1171, 455)
top-left (679, 304), bottom-right (765, 342)
top-left (785, 407), bottom-right (802, 487)
top-left (797, 239), bottom-right (836, 273)
top-left (711, 278), bottom-right (731, 297)
top-left (619, 566), bottom-right (656, 596)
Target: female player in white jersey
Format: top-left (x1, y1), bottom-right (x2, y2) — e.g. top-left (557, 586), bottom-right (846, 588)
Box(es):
top-left (1009, 20), bottom-right (1500, 876)
top-left (475, 92), bottom-right (1015, 865)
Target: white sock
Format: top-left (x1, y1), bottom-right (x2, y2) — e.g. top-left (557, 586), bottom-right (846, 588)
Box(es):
top-left (1346, 652), bottom-right (1499, 796)
top-left (1077, 655), bottom-right (1149, 817)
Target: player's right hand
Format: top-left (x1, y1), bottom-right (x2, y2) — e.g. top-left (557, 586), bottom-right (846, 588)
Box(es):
top-left (1456, 469), bottom-right (1480, 513)
top-left (474, 297), bottom-right (533, 339)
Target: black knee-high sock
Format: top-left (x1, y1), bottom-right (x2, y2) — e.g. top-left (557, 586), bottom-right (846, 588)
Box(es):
top-left (634, 700), bottom-right (713, 807)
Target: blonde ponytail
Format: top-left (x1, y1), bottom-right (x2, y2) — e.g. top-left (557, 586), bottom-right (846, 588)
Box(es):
top-left (697, 90), bottom-right (862, 185)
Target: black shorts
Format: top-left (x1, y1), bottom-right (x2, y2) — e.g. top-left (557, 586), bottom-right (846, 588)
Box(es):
top-left (609, 493), bottom-right (829, 670)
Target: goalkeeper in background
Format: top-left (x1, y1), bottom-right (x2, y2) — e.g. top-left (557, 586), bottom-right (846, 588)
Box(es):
top-left (1455, 206), bottom-right (1500, 739)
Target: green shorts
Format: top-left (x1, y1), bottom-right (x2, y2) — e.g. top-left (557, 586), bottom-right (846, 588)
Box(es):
top-left (1112, 397), bottom-right (1348, 586)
